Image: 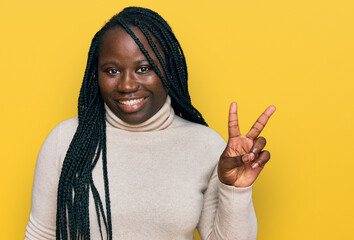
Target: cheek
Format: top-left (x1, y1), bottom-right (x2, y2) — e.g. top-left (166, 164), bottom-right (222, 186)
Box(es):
top-left (97, 73), bottom-right (104, 91)
top-left (98, 75), bottom-right (113, 95)
top-left (154, 81), bottom-right (168, 103)
top-left (150, 78), bottom-right (167, 96)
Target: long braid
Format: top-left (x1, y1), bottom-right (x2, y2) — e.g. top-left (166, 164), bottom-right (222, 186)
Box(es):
top-left (56, 33), bottom-right (112, 240)
top-left (130, 8), bottom-right (190, 99)
top-left (56, 6), bottom-right (207, 240)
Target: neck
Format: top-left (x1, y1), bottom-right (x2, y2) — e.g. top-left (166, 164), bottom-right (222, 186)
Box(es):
top-left (105, 95), bottom-right (175, 132)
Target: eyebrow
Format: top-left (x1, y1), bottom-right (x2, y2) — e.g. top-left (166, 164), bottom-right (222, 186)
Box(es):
top-left (135, 59), bottom-right (150, 64)
top-left (100, 59), bottom-right (151, 67)
top-left (99, 61), bottom-right (118, 67)
top-left (101, 59), bottom-right (149, 66)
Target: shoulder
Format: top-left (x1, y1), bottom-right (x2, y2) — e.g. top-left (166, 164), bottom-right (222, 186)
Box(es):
top-left (168, 116), bottom-right (226, 180)
top-left (44, 117), bottom-right (78, 142)
top-left (33, 117), bottom-right (78, 186)
top-left (39, 117), bottom-right (78, 161)
top-left (51, 117), bottom-right (78, 136)
top-left (169, 116), bottom-right (226, 160)
top-left (171, 115), bottom-right (226, 145)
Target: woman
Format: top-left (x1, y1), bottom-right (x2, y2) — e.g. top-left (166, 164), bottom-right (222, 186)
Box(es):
top-left (25, 6), bottom-right (275, 240)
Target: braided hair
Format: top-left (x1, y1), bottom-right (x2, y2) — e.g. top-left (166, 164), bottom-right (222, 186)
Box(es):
top-left (56, 6), bottom-right (207, 240)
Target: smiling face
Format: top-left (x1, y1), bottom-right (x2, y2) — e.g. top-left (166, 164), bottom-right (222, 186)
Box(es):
top-left (98, 26), bottom-right (168, 124)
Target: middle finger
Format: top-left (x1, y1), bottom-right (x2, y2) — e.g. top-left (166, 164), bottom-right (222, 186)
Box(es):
top-left (246, 105), bottom-right (276, 140)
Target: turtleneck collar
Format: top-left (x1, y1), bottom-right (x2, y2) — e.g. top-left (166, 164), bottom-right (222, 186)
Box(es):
top-left (105, 95), bottom-right (175, 132)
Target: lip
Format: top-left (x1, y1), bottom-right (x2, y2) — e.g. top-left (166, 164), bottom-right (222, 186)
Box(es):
top-left (115, 96), bottom-right (149, 113)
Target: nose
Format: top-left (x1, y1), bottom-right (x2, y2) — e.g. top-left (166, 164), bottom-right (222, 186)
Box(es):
top-left (117, 71), bottom-right (139, 93)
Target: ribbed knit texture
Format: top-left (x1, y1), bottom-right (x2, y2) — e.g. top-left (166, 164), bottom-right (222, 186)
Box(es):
top-left (105, 96), bottom-right (175, 132)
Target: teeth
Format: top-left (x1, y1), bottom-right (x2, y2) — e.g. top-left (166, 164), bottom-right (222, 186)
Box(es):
top-left (119, 97), bottom-right (145, 106)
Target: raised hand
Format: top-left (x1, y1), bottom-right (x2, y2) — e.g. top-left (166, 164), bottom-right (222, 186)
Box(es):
top-left (218, 102), bottom-right (276, 187)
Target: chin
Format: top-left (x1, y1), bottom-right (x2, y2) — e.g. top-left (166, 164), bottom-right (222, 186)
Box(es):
top-left (116, 111), bottom-right (153, 125)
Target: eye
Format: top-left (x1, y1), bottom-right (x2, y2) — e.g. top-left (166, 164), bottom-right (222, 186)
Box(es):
top-left (137, 66), bottom-right (150, 73)
top-left (106, 68), bottom-right (120, 75)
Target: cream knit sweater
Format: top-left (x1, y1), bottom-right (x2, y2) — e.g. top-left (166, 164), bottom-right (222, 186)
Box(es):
top-left (25, 96), bottom-right (257, 240)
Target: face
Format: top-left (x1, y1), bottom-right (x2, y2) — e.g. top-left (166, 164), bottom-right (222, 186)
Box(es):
top-left (98, 26), bottom-right (168, 125)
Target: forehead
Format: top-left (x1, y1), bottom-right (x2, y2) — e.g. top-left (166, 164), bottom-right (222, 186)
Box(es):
top-left (99, 26), bottom-right (163, 59)
top-left (100, 26), bottom-right (140, 53)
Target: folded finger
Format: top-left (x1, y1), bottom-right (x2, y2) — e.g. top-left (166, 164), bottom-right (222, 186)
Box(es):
top-left (251, 151), bottom-right (271, 169)
top-left (242, 153), bottom-right (255, 163)
top-left (250, 137), bottom-right (267, 159)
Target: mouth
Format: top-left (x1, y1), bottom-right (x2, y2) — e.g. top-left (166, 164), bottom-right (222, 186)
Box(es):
top-left (118, 97), bottom-right (147, 106)
top-left (115, 96), bottom-right (149, 113)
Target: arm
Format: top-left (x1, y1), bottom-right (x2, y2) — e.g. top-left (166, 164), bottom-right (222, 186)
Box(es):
top-left (198, 102), bottom-right (275, 239)
top-left (25, 122), bottom-right (68, 240)
top-left (197, 166), bottom-right (257, 240)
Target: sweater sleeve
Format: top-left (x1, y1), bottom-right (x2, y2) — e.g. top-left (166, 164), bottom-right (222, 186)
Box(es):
top-left (197, 166), bottom-right (258, 240)
top-left (25, 123), bottom-right (65, 240)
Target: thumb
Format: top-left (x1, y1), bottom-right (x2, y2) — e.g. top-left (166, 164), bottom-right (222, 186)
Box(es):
top-left (219, 153), bottom-right (254, 170)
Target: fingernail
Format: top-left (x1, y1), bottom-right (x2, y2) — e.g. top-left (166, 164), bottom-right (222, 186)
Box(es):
top-left (252, 148), bottom-right (258, 154)
top-left (250, 152), bottom-right (255, 160)
top-left (252, 163), bottom-right (259, 169)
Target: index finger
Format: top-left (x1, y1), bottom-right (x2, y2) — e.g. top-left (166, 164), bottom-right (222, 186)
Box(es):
top-left (246, 105), bottom-right (276, 139)
top-left (228, 102), bottom-right (241, 138)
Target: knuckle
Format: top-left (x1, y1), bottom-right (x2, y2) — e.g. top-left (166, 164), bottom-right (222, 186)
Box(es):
top-left (260, 162), bottom-right (267, 168)
top-left (264, 150), bottom-right (271, 159)
top-left (242, 154), bottom-right (251, 163)
top-left (260, 151), bottom-right (271, 162)
top-left (258, 136), bottom-right (267, 144)
top-left (258, 162), bottom-right (265, 168)
top-left (252, 125), bottom-right (262, 133)
top-left (258, 150), bottom-right (268, 158)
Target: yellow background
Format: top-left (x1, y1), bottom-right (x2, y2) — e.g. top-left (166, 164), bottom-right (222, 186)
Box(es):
top-left (1, 0), bottom-right (353, 239)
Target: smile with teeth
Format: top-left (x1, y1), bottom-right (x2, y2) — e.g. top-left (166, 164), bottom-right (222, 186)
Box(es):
top-left (118, 97), bottom-right (146, 106)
